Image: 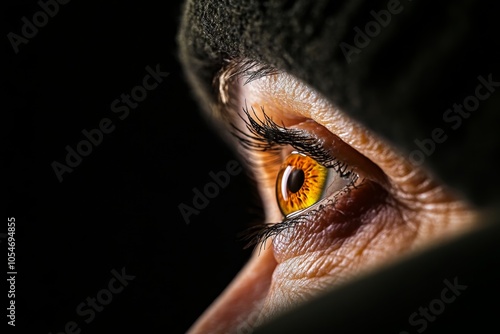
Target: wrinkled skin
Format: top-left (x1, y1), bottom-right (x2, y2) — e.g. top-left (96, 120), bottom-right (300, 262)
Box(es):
top-left (187, 71), bottom-right (478, 334)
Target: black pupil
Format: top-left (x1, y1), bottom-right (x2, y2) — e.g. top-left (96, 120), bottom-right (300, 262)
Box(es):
top-left (287, 169), bottom-right (305, 193)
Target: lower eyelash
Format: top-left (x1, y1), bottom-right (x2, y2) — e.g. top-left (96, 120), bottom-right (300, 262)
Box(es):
top-left (239, 183), bottom-right (360, 251)
top-left (240, 206), bottom-right (323, 251)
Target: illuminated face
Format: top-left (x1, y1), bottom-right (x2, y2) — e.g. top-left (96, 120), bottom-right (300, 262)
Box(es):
top-left (186, 65), bottom-right (479, 333)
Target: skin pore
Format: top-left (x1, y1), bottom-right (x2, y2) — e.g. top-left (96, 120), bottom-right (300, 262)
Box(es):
top-left (187, 64), bottom-right (479, 334)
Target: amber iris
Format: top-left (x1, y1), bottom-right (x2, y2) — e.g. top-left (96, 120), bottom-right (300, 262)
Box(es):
top-left (276, 152), bottom-right (328, 216)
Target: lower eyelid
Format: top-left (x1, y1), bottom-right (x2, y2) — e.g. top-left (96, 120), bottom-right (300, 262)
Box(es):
top-left (272, 179), bottom-right (390, 263)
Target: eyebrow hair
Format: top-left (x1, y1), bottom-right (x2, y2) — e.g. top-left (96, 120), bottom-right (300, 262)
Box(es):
top-left (216, 60), bottom-right (279, 105)
top-left (232, 60), bottom-right (280, 85)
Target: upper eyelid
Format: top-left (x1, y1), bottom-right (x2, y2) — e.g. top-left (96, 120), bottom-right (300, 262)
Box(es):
top-left (235, 103), bottom-right (388, 186)
top-left (231, 103), bottom-right (356, 179)
top-left (215, 61), bottom-right (389, 188)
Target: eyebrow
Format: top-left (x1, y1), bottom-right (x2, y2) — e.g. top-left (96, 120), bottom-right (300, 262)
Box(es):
top-left (216, 60), bottom-right (279, 106)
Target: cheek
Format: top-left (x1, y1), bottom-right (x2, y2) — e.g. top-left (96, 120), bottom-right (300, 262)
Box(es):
top-left (262, 184), bottom-right (421, 310)
top-left (260, 186), bottom-right (476, 317)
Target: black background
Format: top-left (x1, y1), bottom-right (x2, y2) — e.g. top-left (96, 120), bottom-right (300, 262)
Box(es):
top-left (5, 1), bottom-right (256, 333)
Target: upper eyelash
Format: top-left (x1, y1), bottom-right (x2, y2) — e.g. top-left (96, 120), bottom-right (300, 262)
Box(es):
top-left (231, 103), bottom-right (360, 249)
top-left (232, 102), bottom-right (355, 178)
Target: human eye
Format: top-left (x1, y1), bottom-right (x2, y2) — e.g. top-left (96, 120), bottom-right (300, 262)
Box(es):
top-left (232, 101), bottom-right (378, 250)
top-left (186, 61), bottom-right (479, 333)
